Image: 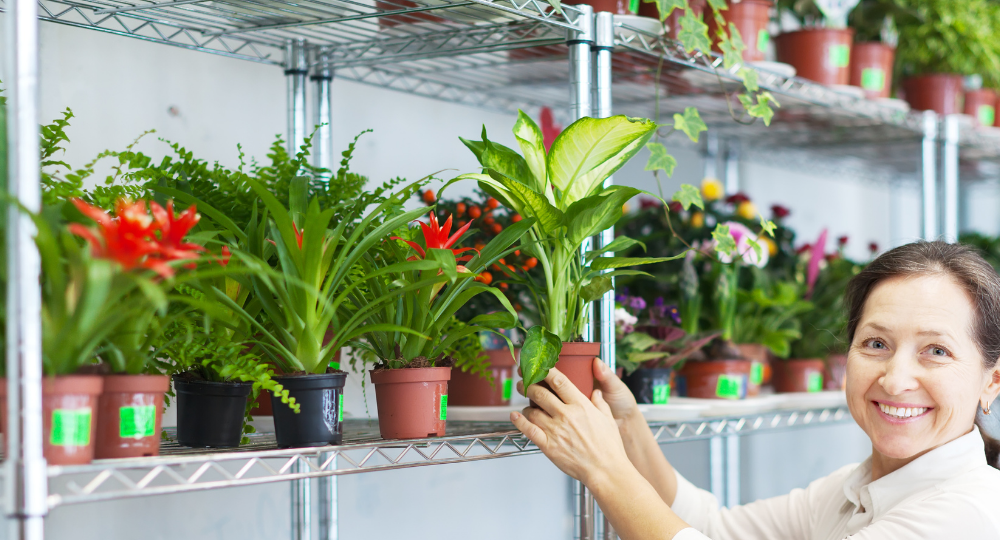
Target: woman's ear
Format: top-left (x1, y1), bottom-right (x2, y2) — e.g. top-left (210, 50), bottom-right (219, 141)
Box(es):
top-left (982, 361), bottom-right (1000, 407)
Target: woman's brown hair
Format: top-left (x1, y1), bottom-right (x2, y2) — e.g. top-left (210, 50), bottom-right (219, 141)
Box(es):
top-left (844, 240), bottom-right (1000, 469)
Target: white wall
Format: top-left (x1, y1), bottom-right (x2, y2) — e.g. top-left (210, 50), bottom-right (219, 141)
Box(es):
top-left (0, 16), bottom-right (916, 540)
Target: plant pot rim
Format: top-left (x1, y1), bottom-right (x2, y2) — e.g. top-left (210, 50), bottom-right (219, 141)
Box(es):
top-left (370, 366), bottom-right (452, 385)
top-left (273, 371), bottom-right (348, 390)
top-left (172, 375), bottom-right (253, 397)
top-left (776, 27), bottom-right (854, 37)
top-left (560, 341), bottom-right (602, 354)
top-left (102, 373), bottom-right (170, 393)
top-left (0, 374), bottom-right (103, 397)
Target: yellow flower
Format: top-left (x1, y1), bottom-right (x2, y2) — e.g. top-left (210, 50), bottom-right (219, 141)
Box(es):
top-left (622, 202), bottom-right (629, 215)
top-left (761, 236), bottom-right (777, 256)
top-left (737, 201), bottom-right (757, 220)
top-left (701, 178), bottom-right (724, 202)
top-left (690, 211), bottom-right (705, 228)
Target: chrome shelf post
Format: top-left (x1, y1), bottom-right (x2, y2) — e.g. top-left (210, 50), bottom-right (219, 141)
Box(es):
top-left (312, 46), bottom-right (335, 173)
top-left (286, 39), bottom-right (309, 156)
top-left (921, 111), bottom-right (939, 240)
top-left (942, 114), bottom-right (960, 243)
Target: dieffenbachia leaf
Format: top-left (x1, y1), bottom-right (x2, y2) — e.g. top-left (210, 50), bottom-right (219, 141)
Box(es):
top-left (672, 184), bottom-right (704, 210)
top-left (580, 275), bottom-right (613, 303)
top-left (520, 326), bottom-right (562, 388)
top-left (590, 255), bottom-right (687, 271)
top-left (586, 235), bottom-right (646, 262)
top-left (672, 107), bottom-right (707, 143)
top-left (712, 224), bottom-right (737, 256)
top-left (512, 110), bottom-right (549, 194)
top-left (677, 10), bottom-right (711, 53)
top-left (644, 142), bottom-right (677, 176)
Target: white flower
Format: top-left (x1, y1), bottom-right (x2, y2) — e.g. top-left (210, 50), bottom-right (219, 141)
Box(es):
top-left (615, 308), bottom-right (638, 327)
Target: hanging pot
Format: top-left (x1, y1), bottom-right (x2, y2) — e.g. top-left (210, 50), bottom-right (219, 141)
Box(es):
top-left (849, 42), bottom-right (895, 99)
top-left (95, 374), bottom-right (169, 459)
top-left (173, 375), bottom-right (251, 448)
top-left (964, 88), bottom-right (997, 127)
top-left (775, 28), bottom-right (853, 86)
top-left (706, 0), bottom-right (773, 62)
top-left (622, 367), bottom-right (673, 404)
top-left (270, 371), bottom-right (347, 448)
top-left (450, 349), bottom-right (519, 406)
top-left (771, 359), bottom-right (825, 393)
top-left (736, 343), bottom-right (771, 397)
top-left (638, 0), bottom-right (706, 40)
top-left (902, 74), bottom-right (964, 115)
top-left (0, 375), bottom-right (104, 465)
top-left (677, 359), bottom-right (750, 400)
top-left (371, 367), bottom-right (451, 439)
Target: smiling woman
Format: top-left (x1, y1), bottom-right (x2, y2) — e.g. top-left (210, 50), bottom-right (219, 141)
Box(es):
top-left (510, 240), bottom-right (1000, 540)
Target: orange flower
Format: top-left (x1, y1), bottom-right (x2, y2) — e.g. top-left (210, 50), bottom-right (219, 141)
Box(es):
top-left (150, 200), bottom-right (205, 265)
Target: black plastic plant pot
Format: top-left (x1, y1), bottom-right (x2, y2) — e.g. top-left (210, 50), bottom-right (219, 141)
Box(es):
top-left (270, 372), bottom-right (348, 448)
top-left (622, 367), bottom-right (673, 405)
top-left (173, 376), bottom-right (252, 448)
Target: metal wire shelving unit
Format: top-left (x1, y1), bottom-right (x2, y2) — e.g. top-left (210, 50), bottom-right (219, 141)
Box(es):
top-left (3, 1), bottom-right (995, 539)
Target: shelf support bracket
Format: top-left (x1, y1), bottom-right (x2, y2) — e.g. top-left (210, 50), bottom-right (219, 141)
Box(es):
top-left (941, 114), bottom-right (960, 243)
top-left (291, 459), bottom-right (312, 540)
top-left (920, 111), bottom-right (939, 241)
top-left (5, 0), bottom-right (48, 537)
top-left (318, 453), bottom-right (338, 540)
top-left (286, 39), bottom-right (309, 156)
top-left (311, 46), bottom-right (335, 174)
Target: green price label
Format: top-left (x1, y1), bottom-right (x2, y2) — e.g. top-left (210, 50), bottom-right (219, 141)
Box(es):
top-left (757, 29), bottom-right (770, 53)
top-left (979, 105), bottom-right (996, 126)
top-left (829, 44), bottom-right (850, 68)
top-left (338, 392), bottom-right (344, 423)
top-left (750, 362), bottom-right (763, 385)
top-left (652, 383), bottom-right (670, 405)
top-left (807, 372), bottom-right (824, 393)
top-left (715, 374), bottom-right (743, 399)
top-left (628, 0), bottom-right (639, 14)
top-left (439, 394), bottom-right (448, 421)
top-left (119, 405), bottom-right (156, 439)
top-left (502, 378), bottom-right (513, 401)
top-left (50, 408), bottom-right (92, 447)
top-left (861, 68), bottom-right (885, 91)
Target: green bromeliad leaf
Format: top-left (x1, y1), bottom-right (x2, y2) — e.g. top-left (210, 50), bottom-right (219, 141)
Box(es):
top-left (672, 107), bottom-right (707, 143)
top-left (520, 326), bottom-right (562, 388)
top-left (672, 184), bottom-right (704, 210)
top-left (644, 142), bottom-right (677, 177)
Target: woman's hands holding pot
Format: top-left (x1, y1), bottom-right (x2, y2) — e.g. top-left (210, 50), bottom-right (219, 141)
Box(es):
top-left (510, 367), bottom-right (633, 487)
top-left (592, 358), bottom-right (642, 428)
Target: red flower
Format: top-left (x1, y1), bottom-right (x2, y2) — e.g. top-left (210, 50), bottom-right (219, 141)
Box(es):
top-left (540, 106), bottom-right (562, 151)
top-left (771, 204), bottom-right (791, 219)
top-left (725, 192), bottom-right (750, 205)
top-left (215, 246), bottom-right (232, 267)
top-left (869, 242), bottom-right (879, 254)
top-left (150, 200), bottom-right (205, 264)
top-left (795, 243), bottom-right (812, 255)
top-left (667, 201), bottom-right (683, 213)
top-left (641, 198), bottom-right (662, 209)
top-left (837, 235), bottom-right (849, 247)
top-left (392, 213), bottom-right (477, 261)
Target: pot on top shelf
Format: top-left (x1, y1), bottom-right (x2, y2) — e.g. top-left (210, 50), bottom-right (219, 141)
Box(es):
top-left (371, 365), bottom-right (451, 439)
top-left (775, 28), bottom-right (853, 86)
top-left (771, 358), bottom-right (825, 393)
top-left (638, 0), bottom-right (705, 40)
top-left (270, 370), bottom-right (348, 448)
top-left (965, 88), bottom-right (997, 127)
top-left (735, 343), bottom-right (771, 397)
top-left (0, 375), bottom-right (104, 465)
top-left (706, 0), bottom-right (773, 62)
top-left (849, 42), bottom-right (895, 99)
top-left (173, 374), bottom-right (251, 448)
top-left (95, 374), bottom-right (169, 459)
top-left (450, 349), bottom-right (519, 406)
top-left (677, 359), bottom-right (751, 399)
top-left (902, 74), bottom-right (964, 115)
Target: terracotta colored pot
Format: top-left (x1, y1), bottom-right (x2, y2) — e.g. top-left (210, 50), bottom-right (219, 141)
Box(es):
top-left (622, 367), bottom-right (674, 404)
top-left (678, 360), bottom-right (750, 399)
top-left (565, 0), bottom-right (634, 15)
top-left (824, 354), bottom-right (847, 391)
top-left (902, 74), bottom-right (964, 115)
top-left (849, 42), bottom-right (895, 99)
top-left (638, 0), bottom-right (705, 40)
top-left (965, 88), bottom-right (997, 127)
top-left (995, 95), bottom-right (1000, 128)
top-left (375, 0), bottom-right (444, 28)
top-left (371, 367), bottom-right (451, 439)
top-left (706, 0), bottom-right (773, 62)
top-left (0, 375), bottom-right (104, 465)
top-left (775, 28), bottom-right (853, 85)
top-left (772, 358), bottom-right (825, 393)
top-left (736, 343), bottom-right (771, 397)
top-left (95, 374), bottom-right (169, 459)
top-left (555, 342), bottom-right (600, 399)
top-left (450, 349), bottom-right (519, 406)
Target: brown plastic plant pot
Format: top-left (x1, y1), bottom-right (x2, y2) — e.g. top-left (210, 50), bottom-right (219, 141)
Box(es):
top-left (678, 359), bottom-right (750, 400)
top-left (95, 374), bottom-right (170, 459)
top-left (902, 74), bottom-right (964, 116)
top-left (995, 94), bottom-right (1000, 128)
top-left (965, 88), bottom-right (997, 127)
top-left (706, 0), bottom-right (773, 62)
top-left (849, 42), bottom-right (895, 99)
top-left (638, 0), bottom-right (705, 40)
top-left (736, 343), bottom-right (771, 397)
top-left (772, 358), bottom-right (825, 393)
top-left (775, 28), bottom-right (854, 86)
top-left (450, 349), bottom-right (519, 406)
top-left (371, 366), bottom-right (451, 440)
top-left (0, 375), bottom-right (104, 465)
top-left (554, 341), bottom-right (600, 399)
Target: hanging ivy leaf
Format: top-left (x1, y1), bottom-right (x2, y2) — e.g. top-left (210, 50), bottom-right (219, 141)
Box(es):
top-left (739, 92), bottom-right (780, 126)
top-left (719, 22), bottom-right (746, 70)
top-left (677, 11), bottom-right (711, 53)
top-left (672, 184), bottom-right (704, 210)
top-left (712, 223), bottom-right (737, 256)
top-left (739, 67), bottom-right (760, 93)
top-left (649, 0), bottom-right (687, 20)
top-left (673, 107), bottom-right (708, 143)
top-left (759, 215), bottom-right (777, 237)
top-left (644, 142), bottom-right (677, 176)
top-left (706, 0), bottom-right (727, 10)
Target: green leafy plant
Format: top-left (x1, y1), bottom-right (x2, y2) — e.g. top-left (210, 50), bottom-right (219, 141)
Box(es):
top-left (732, 270), bottom-right (813, 358)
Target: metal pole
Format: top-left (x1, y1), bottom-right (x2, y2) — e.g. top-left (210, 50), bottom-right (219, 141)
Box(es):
top-left (5, 0), bottom-right (47, 537)
top-left (941, 115), bottom-right (960, 243)
top-left (571, 5), bottom-right (595, 342)
top-left (709, 435), bottom-right (725, 504)
top-left (311, 47), bottom-right (335, 173)
top-left (703, 131), bottom-right (719, 180)
top-left (724, 434), bottom-right (740, 508)
top-left (723, 138), bottom-right (740, 195)
top-left (317, 453), bottom-right (338, 540)
top-left (291, 459), bottom-right (312, 540)
top-left (285, 39), bottom-right (309, 156)
top-left (921, 111), bottom-right (939, 240)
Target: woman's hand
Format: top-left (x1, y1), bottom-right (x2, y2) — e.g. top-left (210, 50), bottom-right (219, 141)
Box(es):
top-left (593, 358), bottom-right (642, 428)
top-left (510, 367), bottom-right (633, 487)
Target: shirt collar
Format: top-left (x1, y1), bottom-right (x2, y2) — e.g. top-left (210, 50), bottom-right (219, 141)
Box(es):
top-left (843, 427), bottom-right (986, 521)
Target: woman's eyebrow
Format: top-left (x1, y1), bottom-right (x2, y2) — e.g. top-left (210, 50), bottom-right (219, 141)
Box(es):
top-left (861, 322), bottom-right (891, 333)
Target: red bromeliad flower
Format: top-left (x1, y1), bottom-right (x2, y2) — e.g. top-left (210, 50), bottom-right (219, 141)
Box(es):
top-left (392, 213), bottom-right (477, 262)
top-left (69, 198), bottom-right (204, 278)
top-left (540, 106), bottom-right (563, 151)
top-left (771, 204), bottom-right (791, 219)
top-left (837, 235), bottom-right (849, 248)
top-left (725, 192), bottom-right (750, 205)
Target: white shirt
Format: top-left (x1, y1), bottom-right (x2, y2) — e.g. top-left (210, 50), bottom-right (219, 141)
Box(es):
top-left (670, 427), bottom-right (1000, 540)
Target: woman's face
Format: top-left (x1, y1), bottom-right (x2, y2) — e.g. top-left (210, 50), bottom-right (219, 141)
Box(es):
top-left (847, 274), bottom-right (999, 461)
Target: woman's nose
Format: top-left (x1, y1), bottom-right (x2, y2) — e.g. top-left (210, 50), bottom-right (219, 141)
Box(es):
top-left (878, 353), bottom-right (922, 396)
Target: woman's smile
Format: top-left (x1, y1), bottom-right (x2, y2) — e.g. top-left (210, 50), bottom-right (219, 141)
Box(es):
top-left (872, 400), bottom-right (933, 423)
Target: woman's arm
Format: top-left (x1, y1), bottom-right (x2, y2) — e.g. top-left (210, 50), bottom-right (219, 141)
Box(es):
top-left (592, 359), bottom-right (680, 505)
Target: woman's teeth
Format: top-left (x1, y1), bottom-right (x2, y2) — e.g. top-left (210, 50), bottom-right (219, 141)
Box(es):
top-left (878, 403), bottom-right (928, 418)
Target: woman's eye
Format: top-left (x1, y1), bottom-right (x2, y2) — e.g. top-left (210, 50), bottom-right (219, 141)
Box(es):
top-left (929, 347), bottom-right (949, 357)
top-left (864, 339), bottom-right (886, 350)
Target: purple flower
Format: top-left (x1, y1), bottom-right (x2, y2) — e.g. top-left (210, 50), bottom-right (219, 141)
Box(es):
top-left (628, 296), bottom-right (647, 311)
top-left (649, 297), bottom-right (668, 321)
top-left (667, 305), bottom-right (681, 325)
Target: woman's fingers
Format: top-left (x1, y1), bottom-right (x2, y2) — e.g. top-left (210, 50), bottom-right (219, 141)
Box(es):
top-left (510, 411), bottom-right (547, 449)
top-left (592, 389), bottom-right (614, 417)
top-left (593, 359), bottom-right (639, 420)
top-left (524, 379), bottom-right (566, 416)
top-left (544, 367), bottom-right (587, 406)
